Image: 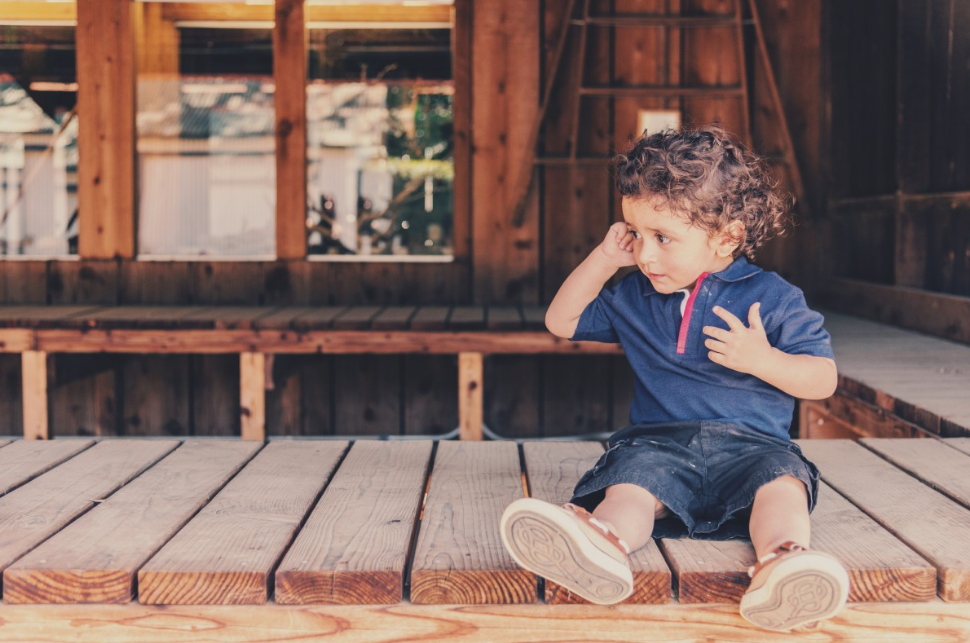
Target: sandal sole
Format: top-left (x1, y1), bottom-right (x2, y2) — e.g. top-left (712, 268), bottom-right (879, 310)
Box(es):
top-left (500, 499), bottom-right (633, 605)
top-left (740, 554), bottom-right (849, 631)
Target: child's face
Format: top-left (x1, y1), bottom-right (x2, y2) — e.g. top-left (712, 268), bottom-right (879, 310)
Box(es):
top-left (621, 197), bottom-right (738, 294)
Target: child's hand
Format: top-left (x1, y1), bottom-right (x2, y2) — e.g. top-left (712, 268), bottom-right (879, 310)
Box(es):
top-left (702, 303), bottom-right (774, 374)
top-left (597, 222), bottom-right (638, 268)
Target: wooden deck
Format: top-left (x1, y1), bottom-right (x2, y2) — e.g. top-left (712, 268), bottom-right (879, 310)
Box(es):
top-left (0, 438), bottom-right (969, 641)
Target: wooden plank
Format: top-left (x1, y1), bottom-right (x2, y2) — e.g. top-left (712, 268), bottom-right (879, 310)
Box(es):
top-left (276, 441), bottom-right (433, 604)
top-left (34, 329), bottom-right (626, 355)
top-left (542, 355), bottom-right (610, 437)
top-left (240, 353), bottom-right (266, 441)
top-left (1, 601), bottom-right (970, 643)
top-left (47, 261), bottom-right (119, 306)
top-left (0, 440), bottom-right (94, 495)
top-left (4, 441), bottom-right (262, 604)
top-left (252, 307), bottom-right (318, 330)
top-left (485, 306), bottom-right (523, 330)
top-left (274, 0), bottom-right (308, 259)
top-left (409, 306), bottom-right (452, 330)
top-left (191, 355), bottom-right (239, 437)
top-left (451, 0), bottom-right (472, 263)
top-left (410, 441), bottom-right (534, 604)
top-left (861, 438), bottom-right (970, 510)
top-left (0, 440), bottom-right (178, 575)
top-left (448, 307), bottom-right (486, 330)
top-left (799, 439), bottom-right (970, 601)
top-left (0, 306), bottom-right (103, 329)
top-left (74, 306), bottom-right (211, 330)
top-left (520, 306), bottom-right (546, 330)
top-left (121, 355), bottom-right (190, 437)
top-left (370, 306), bottom-right (418, 330)
top-left (458, 353), bottom-right (483, 441)
top-left (289, 307), bottom-right (349, 330)
top-left (403, 355), bottom-right (458, 436)
top-left (947, 438), bottom-right (970, 457)
top-left (137, 441), bottom-right (348, 605)
top-left (21, 351), bottom-right (48, 440)
top-left (800, 392), bottom-right (933, 439)
top-left (663, 479), bottom-right (937, 604)
top-left (76, 0), bottom-right (135, 259)
top-left (331, 306), bottom-right (384, 330)
top-left (180, 307), bottom-right (280, 331)
top-left (522, 442), bottom-right (671, 604)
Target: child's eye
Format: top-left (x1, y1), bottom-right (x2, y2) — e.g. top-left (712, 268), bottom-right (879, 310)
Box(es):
top-left (628, 229), bottom-right (641, 240)
top-left (656, 233), bottom-right (671, 244)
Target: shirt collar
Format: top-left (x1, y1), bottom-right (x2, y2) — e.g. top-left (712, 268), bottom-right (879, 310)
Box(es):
top-left (638, 257), bottom-right (761, 297)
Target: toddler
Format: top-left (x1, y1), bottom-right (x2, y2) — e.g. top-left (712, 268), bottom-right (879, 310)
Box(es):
top-left (500, 126), bottom-right (849, 631)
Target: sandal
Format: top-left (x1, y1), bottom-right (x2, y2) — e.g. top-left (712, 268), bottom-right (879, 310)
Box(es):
top-left (500, 498), bottom-right (633, 604)
top-left (739, 541), bottom-right (850, 631)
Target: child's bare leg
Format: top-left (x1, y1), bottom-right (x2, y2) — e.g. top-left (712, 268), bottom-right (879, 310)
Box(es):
top-left (748, 474), bottom-right (811, 559)
top-left (592, 483), bottom-right (665, 552)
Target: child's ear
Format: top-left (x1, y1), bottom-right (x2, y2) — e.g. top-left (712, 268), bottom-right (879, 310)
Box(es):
top-left (715, 221), bottom-right (745, 257)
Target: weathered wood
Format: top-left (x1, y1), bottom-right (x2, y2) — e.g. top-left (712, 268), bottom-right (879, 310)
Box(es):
top-left (276, 441), bottom-right (433, 604)
top-left (179, 307), bottom-right (280, 330)
top-left (21, 351), bottom-right (48, 440)
top-left (485, 307), bottom-right (523, 330)
top-left (800, 392), bottom-right (932, 440)
top-left (191, 355), bottom-right (239, 437)
top-left (860, 438), bottom-right (970, 510)
top-left (0, 439), bottom-right (93, 495)
top-left (799, 439), bottom-right (970, 601)
top-left (410, 441), bottom-right (534, 604)
top-left (0, 440), bottom-right (178, 574)
top-left (522, 442), bottom-right (671, 604)
top-left (0, 600), bottom-right (969, 643)
top-left (240, 352), bottom-right (266, 441)
top-left (289, 307), bottom-right (349, 330)
top-left (452, 0), bottom-right (472, 262)
top-left (370, 307), bottom-right (418, 330)
top-left (274, 0), bottom-right (307, 260)
top-left (76, 0), bottom-right (135, 259)
top-left (458, 353), bottom-right (483, 441)
top-left (0, 306), bottom-right (103, 328)
top-left (47, 262), bottom-right (119, 306)
top-left (331, 306), bottom-right (384, 330)
top-left (121, 355), bottom-right (190, 437)
top-left (448, 307), bottom-right (486, 330)
top-left (334, 355), bottom-right (400, 436)
top-left (409, 307), bottom-right (452, 331)
top-left (138, 441), bottom-right (348, 605)
top-left (660, 538), bottom-right (755, 604)
top-left (75, 306), bottom-right (210, 330)
top-left (3, 441), bottom-right (261, 604)
top-left (404, 355), bottom-right (458, 436)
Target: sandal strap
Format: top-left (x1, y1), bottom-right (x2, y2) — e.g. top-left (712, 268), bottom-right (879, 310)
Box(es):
top-left (747, 541), bottom-right (807, 579)
top-left (562, 503), bottom-right (632, 555)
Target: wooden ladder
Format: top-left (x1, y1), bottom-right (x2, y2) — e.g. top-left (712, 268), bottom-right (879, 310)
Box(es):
top-left (509, 0), bottom-right (806, 226)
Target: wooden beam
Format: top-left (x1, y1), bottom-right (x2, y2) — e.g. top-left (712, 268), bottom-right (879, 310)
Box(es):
top-left (274, 0), bottom-right (307, 260)
top-left (159, 4), bottom-right (450, 24)
top-left (30, 329), bottom-right (626, 355)
top-left (76, 0), bottom-right (135, 259)
top-left (0, 2), bottom-right (75, 21)
top-left (818, 278), bottom-right (970, 345)
top-left (240, 352), bottom-right (266, 440)
top-left (21, 351), bottom-right (49, 440)
top-left (451, 0), bottom-right (471, 263)
top-left (458, 352), bottom-right (483, 441)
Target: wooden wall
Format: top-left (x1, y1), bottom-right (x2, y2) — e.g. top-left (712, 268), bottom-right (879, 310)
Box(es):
top-left (818, 0), bottom-right (970, 342)
top-left (0, 0), bottom-right (830, 438)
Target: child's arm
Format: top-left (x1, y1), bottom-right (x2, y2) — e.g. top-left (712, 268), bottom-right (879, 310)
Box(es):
top-left (702, 303), bottom-right (838, 400)
top-left (546, 222), bottom-right (637, 338)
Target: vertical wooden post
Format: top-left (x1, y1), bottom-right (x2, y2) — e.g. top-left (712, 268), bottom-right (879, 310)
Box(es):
top-left (274, 0), bottom-right (308, 259)
top-left (458, 352), bottom-right (483, 441)
top-left (240, 352), bottom-right (266, 441)
top-left (22, 351), bottom-right (49, 440)
top-left (76, 0), bottom-right (136, 259)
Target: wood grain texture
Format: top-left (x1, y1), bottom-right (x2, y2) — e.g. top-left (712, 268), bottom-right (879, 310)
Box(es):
top-left (458, 353), bottom-right (483, 441)
top-left (3, 441), bottom-right (261, 604)
top-left (276, 441), bottom-right (433, 604)
top-left (0, 440), bottom-right (178, 573)
top-left (21, 351), bottom-right (48, 440)
top-left (0, 439), bottom-right (93, 495)
top-left (861, 438), bottom-right (970, 510)
top-left (410, 441), bottom-right (534, 604)
top-left (522, 441), bottom-right (671, 604)
top-left (137, 441), bottom-right (348, 605)
top-left (240, 352), bottom-right (266, 441)
top-left (274, 0), bottom-right (307, 259)
top-left (799, 439), bottom-right (970, 601)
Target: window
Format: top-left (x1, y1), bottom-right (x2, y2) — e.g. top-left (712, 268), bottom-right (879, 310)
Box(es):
top-left (0, 20), bottom-right (79, 257)
top-left (305, 2), bottom-right (454, 260)
top-left (135, 3), bottom-right (276, 258)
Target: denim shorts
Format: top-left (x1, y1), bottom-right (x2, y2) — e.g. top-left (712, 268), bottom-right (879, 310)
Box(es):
top-left (569, 420), bottom-right (820, 541)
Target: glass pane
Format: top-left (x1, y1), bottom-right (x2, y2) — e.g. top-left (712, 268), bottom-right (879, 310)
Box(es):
top-left (0, 22), bottom-right (78, 257)
top-left (136, 4), bottom-right (275, 258)
top-left (306, 14), bottom-right (454, 259)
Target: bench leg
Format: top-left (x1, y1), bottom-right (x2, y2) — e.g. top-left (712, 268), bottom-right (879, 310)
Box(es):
top-left (459, 352), bottom-right (483, 441)
top-left (240, 352), bottom-right (266, 441)
top-left (22, 351), bottom-right (49, 440)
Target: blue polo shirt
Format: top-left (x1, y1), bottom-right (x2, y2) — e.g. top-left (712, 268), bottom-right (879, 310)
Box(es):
top-left (571, 257), bottom-right (835, 440)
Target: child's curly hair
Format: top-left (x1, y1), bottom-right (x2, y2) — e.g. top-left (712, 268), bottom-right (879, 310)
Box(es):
top-left (612, 126), bottom-right (792, 260)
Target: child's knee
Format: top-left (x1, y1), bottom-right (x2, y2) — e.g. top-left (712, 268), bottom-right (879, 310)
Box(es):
top-left (757, 474), bottom-right (808, 501)
top-left (604, 483), bottom-right (669, 519)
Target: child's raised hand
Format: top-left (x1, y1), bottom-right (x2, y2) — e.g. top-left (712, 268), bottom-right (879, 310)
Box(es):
top-left (597, 222), bottom-right (637, 268)
top-left (702, 303), bottom-right (774, 374)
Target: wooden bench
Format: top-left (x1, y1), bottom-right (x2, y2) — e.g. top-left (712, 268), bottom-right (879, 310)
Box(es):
top-left (1, 305), bottom-right (968, 442)
top-left (0, 438), bottom-right (968, 642)
top-left (0, 305), bottom-right (622, 442)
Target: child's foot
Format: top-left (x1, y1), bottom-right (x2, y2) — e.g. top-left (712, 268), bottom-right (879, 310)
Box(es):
top-left (500, 498), bottom-right (634, 605)
top-left (739, 541), bottom-right (850, 631)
